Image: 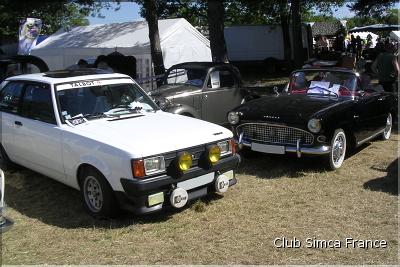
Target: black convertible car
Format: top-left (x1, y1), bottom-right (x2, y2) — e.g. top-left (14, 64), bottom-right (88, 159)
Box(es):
top-left (228, 68), bottom-right (397, 170)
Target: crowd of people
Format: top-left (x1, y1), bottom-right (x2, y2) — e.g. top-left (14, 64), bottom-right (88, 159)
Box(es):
top-left (314, 33), bottom-right (399, 93)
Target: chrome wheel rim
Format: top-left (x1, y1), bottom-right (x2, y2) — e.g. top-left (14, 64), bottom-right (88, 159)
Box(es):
top-left (83, 176), bottom-right (103, 212)
top-left (332, 132), bottom-right (346, 167)
top-left (383, 113), bottom-right (392, 139)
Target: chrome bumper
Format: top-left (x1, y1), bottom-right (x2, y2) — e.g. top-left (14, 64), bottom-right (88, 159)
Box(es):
top-left (239, 139), bottom-right (330, 158)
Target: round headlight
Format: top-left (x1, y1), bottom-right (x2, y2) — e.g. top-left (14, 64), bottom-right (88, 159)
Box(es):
top-left (208, 145), bottom-right (221, 164)
top-left (228, 111), bottom-right (240, 125)
top-left (178, 152), bottom-right (192, 171)
top-left (308, 118), bottom-right (321, 133)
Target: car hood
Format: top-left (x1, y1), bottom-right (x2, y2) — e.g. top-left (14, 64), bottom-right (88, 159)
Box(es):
top-left (149, 84), bottom-right (200, 99)
top-left (235, 94), bottom-right (343, 127)
top-left (64, 111), bottom-right (232, 158)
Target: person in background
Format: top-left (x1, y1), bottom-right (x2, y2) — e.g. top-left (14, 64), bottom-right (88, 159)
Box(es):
top-left (350, 34), bottom-right (356, 54)
top-left (366, 34), bottom-right (373, 49)
top-left (371, 43), bottom-right (399, 92)
top-left (77, 59), bottom-right (89, 69)
top-left (334, 33), bottom-right (345, 52)
top-left (355, 35), bottom-right (363, 60)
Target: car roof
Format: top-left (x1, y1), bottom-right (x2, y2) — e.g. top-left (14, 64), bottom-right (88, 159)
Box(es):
top-left (294, 67), bottom-right (357, 74)
top-left (5, 68), bottom-right (131, 85)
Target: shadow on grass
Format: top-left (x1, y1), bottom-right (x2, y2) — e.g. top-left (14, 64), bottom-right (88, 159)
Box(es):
top-left (236, 149), bottom-right (327, 179)
top-left (5, 168), bottom-right (223, 228)
top-left (363, 158), bottom-right (399, 195)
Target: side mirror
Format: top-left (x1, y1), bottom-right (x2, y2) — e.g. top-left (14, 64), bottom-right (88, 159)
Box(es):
top-left (0, 169), bottom-right (14, 233)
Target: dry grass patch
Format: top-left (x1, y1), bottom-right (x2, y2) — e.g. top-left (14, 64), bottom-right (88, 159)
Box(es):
top-left (2, 134), bottom-right (398, 264)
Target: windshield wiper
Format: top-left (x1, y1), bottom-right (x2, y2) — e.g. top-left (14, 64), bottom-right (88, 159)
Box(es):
top-left (81, 112), bottom-right (117, 120)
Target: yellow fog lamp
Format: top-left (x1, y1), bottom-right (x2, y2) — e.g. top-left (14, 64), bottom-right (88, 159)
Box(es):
top-left (148, 192), bottom-right (164, 207)
top-left (208, 145), bottom-right (221, 164)
top-left (177, 152), bottom-right (192, 172)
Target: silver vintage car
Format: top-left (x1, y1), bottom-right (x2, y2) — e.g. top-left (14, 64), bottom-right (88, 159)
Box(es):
top-left (149, 62), bottom-right (258, 125)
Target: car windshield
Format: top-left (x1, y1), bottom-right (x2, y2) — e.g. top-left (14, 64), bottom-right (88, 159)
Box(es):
top-left (57, 82), bottom-right (158, 121)
top-left (289, 70), bottom-right (359, 96)
top-left (164, 67), bottom-right (208, 88)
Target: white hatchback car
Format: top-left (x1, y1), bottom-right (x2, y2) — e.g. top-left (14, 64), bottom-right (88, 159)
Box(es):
top-left (0, 69), bottom-right (239, 217)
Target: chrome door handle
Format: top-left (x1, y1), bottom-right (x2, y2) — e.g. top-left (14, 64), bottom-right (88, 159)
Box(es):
top-left (378, 97), bottom-right (384, 101)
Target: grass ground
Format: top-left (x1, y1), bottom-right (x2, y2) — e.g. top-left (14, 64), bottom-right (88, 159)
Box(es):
top-left (1, 131), bottom-right (398, 265)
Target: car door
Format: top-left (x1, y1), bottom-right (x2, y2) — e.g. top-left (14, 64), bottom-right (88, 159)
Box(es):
top-left (12, 82), bottom-right (65, 181)
top-left (353, 89), bottom-right (385, 143)
top-left (0, 81), bottom-right (25, 160)
top-left (201, 67), bottom-right (242, 124)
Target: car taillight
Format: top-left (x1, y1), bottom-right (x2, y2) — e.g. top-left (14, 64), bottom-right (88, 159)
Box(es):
top-left (131, 159), bottom-right (145, 178)
top-left (230, 139), bottom-right (236, 155)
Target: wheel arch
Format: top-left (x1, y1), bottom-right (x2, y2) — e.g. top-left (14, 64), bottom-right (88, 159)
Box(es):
top-left (331, 122), bottom-right (356, 150)
top-left (76, 159), bottom-right (111, 190)
top-left (167, 104), bottom-right (200, 119)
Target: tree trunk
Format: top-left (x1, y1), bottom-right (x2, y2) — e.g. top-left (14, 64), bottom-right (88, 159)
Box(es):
top-left (279, 0), bottom-right (292, 70)
top-left (143, 0), bottom-right (165, 85)
top-left (291, 0), bottom-right (303, 68)
top-left (207, 0), bottom-right (228, 62)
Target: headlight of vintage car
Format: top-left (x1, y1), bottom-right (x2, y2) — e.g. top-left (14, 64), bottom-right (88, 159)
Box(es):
top-left (177, 152), bottom-right (192, 172)
top-left (144, 156), bottom-right (165, 175)
top-left (307, 118), bottom-right (322, 133)
top-left (208, 145), bottom-right (221, 164)
top-left (217, 140), bottom-right (231, 156)
top-left (227, 111), bottom-right (240, 125)
top-left (156, 97), bottom-right (171, 111)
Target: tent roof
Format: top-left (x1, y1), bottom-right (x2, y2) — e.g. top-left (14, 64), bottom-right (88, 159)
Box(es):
top-left (348, 24), bottom-right (400, 33)
top-left (32, 18), bottom-right (209, 50)
top-left (390, 30), bottom-right (400, 40)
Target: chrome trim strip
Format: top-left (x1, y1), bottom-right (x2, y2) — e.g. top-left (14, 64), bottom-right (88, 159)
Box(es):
top-left (236, 122), bottom-right (314, 145)
top-left (239, 140), bottom-right (330, 156)
top-left (356, 129), bottom-right (385, 146)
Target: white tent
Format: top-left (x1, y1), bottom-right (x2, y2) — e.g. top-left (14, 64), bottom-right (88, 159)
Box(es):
top-left (31, 18), bottom-right (211, 79)
top-left (390, 31), bottom-right (400, 41)
top-left (351, 31), bottom-right (379, 48)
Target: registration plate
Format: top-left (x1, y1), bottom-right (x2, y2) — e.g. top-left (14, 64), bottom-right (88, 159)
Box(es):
top-left (177, 172), bottom-right (215, 190)
top-left (251, 143), bottom-right (285, 154)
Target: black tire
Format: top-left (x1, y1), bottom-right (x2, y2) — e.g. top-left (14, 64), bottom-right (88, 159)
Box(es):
top-left (325, 129), bottom-right (347, 170)
top-left (0, 145), bottom-right (13, 172)
top-left (80, 168), bottom-right (119, 218)
top-left (381, 113), bottom-right (392, 140)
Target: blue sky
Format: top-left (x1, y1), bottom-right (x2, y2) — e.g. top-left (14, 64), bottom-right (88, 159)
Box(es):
top-left (86, 2), bottom-right (395, 25)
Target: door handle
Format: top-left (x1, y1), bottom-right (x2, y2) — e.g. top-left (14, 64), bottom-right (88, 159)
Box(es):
top-left (14, 121), bottom-right (22, 126)
top-left (378, 97), bottom-right (384, 101)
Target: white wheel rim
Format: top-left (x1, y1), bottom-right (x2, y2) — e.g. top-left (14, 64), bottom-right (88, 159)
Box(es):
top-left (83, 176), bottom-right (103, 212)
top-left (383, 113), bottom-right (392, 139)
top-left (331, 132), bottom-right (346, 168)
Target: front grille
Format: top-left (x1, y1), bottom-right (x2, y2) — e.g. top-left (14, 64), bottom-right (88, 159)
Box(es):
top-left (237, 123), bottom-right (314, 145)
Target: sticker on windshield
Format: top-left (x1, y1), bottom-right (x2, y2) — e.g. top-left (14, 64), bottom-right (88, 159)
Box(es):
top-left (65, 114), bottom-right (88, 126)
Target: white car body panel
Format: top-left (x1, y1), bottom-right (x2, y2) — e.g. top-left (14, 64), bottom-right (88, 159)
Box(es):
top-left (1, 73), bottom-right (233, 193)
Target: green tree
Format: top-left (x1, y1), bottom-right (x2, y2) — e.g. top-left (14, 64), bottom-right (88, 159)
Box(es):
top-left (347, 0), bottom-right (398, 16)
top-left (135, 0), bottom-right (166, 78)
top-left (0, 0), bottom-right (95, 40)
top-left (207, 0), bottom-right (228, 62)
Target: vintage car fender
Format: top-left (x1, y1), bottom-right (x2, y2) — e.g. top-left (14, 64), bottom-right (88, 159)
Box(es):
top-left (166, 104), bottom-right (200, 118)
